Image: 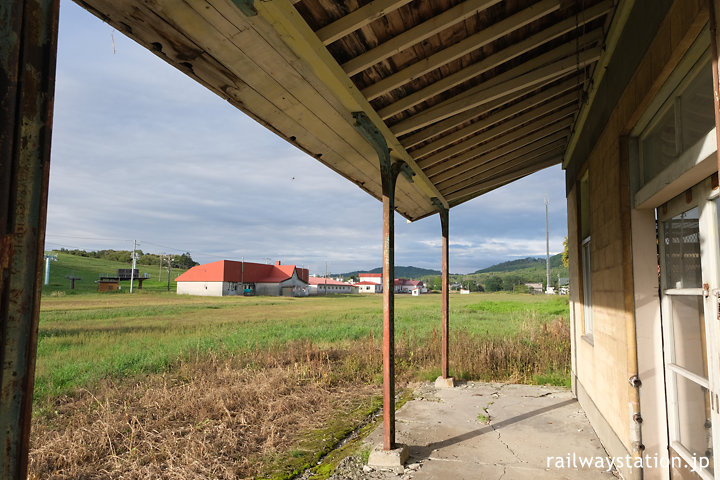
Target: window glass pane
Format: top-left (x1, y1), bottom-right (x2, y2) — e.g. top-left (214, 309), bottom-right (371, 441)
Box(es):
top-left (669, 295), bottom-right (708, 378)
top-left (642, 107), bottom-right (677, 184)
top-left (663, 207), bottom-right (701, 289)
top-left (680, 64), bottom-right (714, 151)
top-left (672, 372), bottom-right (713, 473)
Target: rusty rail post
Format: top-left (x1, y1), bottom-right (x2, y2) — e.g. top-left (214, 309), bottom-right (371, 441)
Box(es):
top-left (353, 112), bottom-right (402, 451)
top-left (440, 207), bottom-right (449, 379)
top-left (1, 1), bottom-right (59, 478)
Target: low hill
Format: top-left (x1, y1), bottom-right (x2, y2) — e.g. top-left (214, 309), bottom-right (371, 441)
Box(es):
top-left (338, 266), bottom-right (441, 279)
top-left (474, 253), bottom-right (564, 274)
top-left (41, 251), bottom-right (185, 295)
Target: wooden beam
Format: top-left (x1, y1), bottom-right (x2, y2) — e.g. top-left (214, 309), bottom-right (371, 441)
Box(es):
top-left (426, 118), bottom-right (573, 180)
top-left (341, 0), bottom-right (502, 76)
top-left (446, 153), bottom-right (562, 203)
top-left (378, 7), bottom-right (608, 120)
top-left (415, 97), bottom-right (578, 167)
top-left (390, 44), bottom-right (600, 136)
top-left (361, 0), bottom-right (560, 100)
top-left (399, 76), bottom-right (579, 149)
top-left (250, 0), bottom-right (450, 209)
top-left (316, 0), bottom-right (414, 45)
top-left (438, 139), bottom-right (567, 192)
top-left (438, 131), bottom-right (569, 189)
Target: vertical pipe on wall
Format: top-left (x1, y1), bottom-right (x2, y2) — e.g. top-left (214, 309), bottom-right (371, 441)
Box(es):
top-left (0, 1), bottom-right (59, 478)
top-left (440, 207), bottom-right (449, 379)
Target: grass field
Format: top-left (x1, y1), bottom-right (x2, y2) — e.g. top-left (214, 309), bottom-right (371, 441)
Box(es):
top-left (41, 251), bottom-right (185, 295)
top-left (31, 291), bottom-right (570, 479)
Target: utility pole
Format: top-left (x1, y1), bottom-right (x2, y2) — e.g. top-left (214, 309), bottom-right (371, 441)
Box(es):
top-left (545, 197), bottom-right (550, 293)
top-left (130, 240), bottom-right (137, 293)
top-left (241, 256), bottom-right (244, 296)
top-left (158, 253), bottom-right (164, 282)
top-left (167, 256), bottom-right (173, 292)
top-left (324, 261), bottom-right (328, 295)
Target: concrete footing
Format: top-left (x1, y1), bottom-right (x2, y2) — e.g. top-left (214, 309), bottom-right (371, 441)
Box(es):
top-left (434, 376), bottom-right (455, 389)
top-left (367, 443), bottom-right (409, 470)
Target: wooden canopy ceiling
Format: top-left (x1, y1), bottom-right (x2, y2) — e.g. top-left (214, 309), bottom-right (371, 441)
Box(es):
top-left (76, 0), bottom-right (617, 220)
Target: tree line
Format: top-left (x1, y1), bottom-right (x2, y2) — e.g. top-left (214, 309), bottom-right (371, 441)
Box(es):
top-left (57, 249), bottom-right (198, 269)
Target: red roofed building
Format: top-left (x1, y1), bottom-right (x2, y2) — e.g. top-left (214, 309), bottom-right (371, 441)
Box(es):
top-left (175, 260), bottom-right (309, 297)
top-left (394, 278), bottom-right (426, 294)
top-left (307, 277), bottom-right (357, 295)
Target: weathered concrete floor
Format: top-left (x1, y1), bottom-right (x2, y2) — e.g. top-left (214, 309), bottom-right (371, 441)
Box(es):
top-left (362, 382), bottom-right (616, 480)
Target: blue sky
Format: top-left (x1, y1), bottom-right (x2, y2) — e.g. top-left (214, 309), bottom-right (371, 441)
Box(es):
top-left (45, 0), bottom-right (568, 275)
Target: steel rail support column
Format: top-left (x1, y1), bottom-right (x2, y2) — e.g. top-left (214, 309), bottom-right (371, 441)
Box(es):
top-left (353, 112), bottom-right (404, 451)
top-left (710, 0), bottom-right (720, 174)
top-left (439, 207), bottom-right (449, 379)
top-left (0, 1), bottom-right (59, 478)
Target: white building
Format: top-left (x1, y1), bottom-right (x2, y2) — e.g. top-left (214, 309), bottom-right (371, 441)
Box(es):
top-left (308, 276), bottom-right (357, 295)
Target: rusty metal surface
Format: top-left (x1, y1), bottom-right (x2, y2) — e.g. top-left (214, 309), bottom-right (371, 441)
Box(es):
top-left (354, 111), bottom-right (402, 451)
top-left (0, 1), bottom-right (59, 477)
top-left (440, 207), bottom-right (449, 379)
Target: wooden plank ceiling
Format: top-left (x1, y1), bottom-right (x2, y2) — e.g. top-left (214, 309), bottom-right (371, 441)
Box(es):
top-left (75, 0), bottom-right (616, 220)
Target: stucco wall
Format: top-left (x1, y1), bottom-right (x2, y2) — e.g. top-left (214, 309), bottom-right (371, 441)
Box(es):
top-left (177, 281), bottom-right (224, 296)
top-left (567, 0), bottom-right (707, 477)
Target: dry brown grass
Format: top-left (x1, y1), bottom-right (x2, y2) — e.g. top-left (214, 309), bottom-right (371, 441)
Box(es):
top-left (30, 342), bottom-right (381, 480)
top-left (30, 319), bottom-right (569, 479)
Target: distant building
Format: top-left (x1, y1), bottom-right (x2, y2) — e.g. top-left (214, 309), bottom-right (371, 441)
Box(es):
top-left (354, 281), bottom-right (382, 293)
top-left (358, 273), bottom-right (382, 284)
top-left (525, 283), bottom-right (543, 294)
top-left (175, 260), bottom-right (308, 297)
top-left (394, 278), bottom-right (426, 294)
top-left (308, 276), bottom-right (357, 295)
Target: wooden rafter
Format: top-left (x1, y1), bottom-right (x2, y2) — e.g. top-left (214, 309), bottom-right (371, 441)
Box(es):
top-left (447, 154), bottom-right (562, 204)
top-left (378, 9), bottom-right (607, 120)
top-left (316, 0), bottom-right (414, 45)
top-left (391, 44), bottom-right (600, 136)
top-left (426, 117), bottom-right (573, 180)
top-left (400, 76), bottom-right (580, 149)
top-left (341, 0), bottom-right (503, 76)
top-left (438, 139), bottom-right (567, 192)
top-left (415, 95), bottom-right (578, 167)
top-left (361, 0), bottom-right (561, 101)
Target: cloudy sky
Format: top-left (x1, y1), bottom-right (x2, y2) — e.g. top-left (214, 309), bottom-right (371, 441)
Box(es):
top-left (46, 0), bottom-right (568, 275)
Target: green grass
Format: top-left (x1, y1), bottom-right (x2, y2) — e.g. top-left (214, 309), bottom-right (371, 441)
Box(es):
top-left (35, 292), bottom-right (569, 404)
top-left (41, 251), bottom-right (186, 295)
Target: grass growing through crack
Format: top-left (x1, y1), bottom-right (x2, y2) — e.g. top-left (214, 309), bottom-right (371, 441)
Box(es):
top-left (31, 291), bottom-right (570, 479)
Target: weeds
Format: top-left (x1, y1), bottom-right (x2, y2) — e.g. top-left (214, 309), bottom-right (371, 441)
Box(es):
top-left (30, 293), bottom-right (571, 479)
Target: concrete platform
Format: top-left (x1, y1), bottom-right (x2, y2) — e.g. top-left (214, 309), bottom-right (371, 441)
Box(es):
top-left (363, 382), bottom-right (615, 479)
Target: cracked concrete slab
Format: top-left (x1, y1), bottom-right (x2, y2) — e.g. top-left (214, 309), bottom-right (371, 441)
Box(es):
top-left (363, 382), bottom-right (616, 479)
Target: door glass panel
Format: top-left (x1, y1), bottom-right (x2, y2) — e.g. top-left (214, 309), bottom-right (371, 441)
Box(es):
top-left (673, 372), bottom-right (714, 473)
top-left (670, 295), bottom-right (709, 378)
top-left (663, 207), bottom-right (701, 288)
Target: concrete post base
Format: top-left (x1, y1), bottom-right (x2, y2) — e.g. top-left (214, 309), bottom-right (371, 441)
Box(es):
top-left (435, 376), bottom-right (455, 389)
top-left (367, 443), bottom-right (409, 471)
